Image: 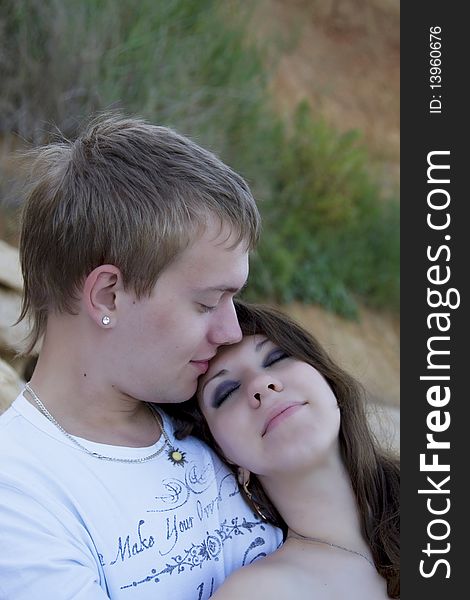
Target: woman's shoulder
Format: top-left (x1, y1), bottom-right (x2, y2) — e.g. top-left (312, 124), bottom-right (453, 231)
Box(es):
top-left (211, 551), bottom-right (324, 599)
top-left (211, 546), bottom-right (390, 600)
top-left (211, 558), bottom-right (295, 599)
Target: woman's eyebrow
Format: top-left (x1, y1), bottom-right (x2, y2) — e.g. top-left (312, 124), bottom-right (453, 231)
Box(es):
top-left (201, 369), bottom-right (228, 395)
top-left (201, 338), bottom-right (269, 396)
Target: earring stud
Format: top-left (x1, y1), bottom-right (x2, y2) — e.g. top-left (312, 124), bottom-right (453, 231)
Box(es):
top-left (101, 315), bottom-right (111, 326)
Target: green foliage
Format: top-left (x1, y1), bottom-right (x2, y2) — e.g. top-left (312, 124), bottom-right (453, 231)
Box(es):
top-left (246, 102), bottom-right (400, 315)
top-left (0, 0), bottom-right (399, 315)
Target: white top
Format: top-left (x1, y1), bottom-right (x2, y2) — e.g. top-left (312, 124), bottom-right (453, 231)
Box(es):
top-left (0, 393), bottom-right (282, 599)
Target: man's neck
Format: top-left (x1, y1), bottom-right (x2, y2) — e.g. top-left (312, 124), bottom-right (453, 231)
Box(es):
top-left (27, 352), bottom-right (160, 447)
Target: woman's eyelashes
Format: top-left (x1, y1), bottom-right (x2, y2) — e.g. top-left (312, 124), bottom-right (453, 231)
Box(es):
top-left (263, 348), bottom-right (289, 367)
top-left (212, 380), bottom-right (240, 407)
top-left (210, 348), bottom-right (289, 408)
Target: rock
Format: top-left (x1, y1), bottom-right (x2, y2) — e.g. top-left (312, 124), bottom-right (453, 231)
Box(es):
top-left (284, 302), bottom-right (400, 408)
top-left (366, 403), bottom-right (400, 457)
top-left (0, 239), bottom-right (22, 292)
top-left (0, 357), bottom-right (23, 413)
top-left (0, 288), bottom-right (28, 353)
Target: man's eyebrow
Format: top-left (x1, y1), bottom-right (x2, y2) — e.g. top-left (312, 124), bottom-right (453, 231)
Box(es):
top-left (200, 282), bottom-right (248, 294)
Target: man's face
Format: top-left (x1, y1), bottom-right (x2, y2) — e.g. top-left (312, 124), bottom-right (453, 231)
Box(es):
top-left (113, 220), bottom-right (249, 404)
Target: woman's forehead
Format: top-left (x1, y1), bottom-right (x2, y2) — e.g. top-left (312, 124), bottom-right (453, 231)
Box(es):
top-left (200, 334), bottom-right (268, 383)
top-left (217, 334), bottom-right (268, 360)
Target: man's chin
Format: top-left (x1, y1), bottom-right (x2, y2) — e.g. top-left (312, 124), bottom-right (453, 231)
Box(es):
top-left (157, 381), bottom-right (198, 404)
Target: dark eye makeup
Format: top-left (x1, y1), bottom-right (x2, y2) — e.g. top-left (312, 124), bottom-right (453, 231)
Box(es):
top-left (210, 346), bottom-right (289, 408)
top-left (263, 348), bottom-right (288, 367)
top-left (212, 380), bottom-right (240, 407)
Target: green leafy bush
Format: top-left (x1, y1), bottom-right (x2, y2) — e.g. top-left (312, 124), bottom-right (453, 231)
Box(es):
top-left (0, 0), bottom-right (399, 316)
top-left (246, 103), bottom-right (399, 315)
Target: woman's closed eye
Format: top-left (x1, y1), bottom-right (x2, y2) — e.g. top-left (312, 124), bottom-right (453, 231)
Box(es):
top-left (263, 348), bottom-right (289, 367)
top-left (212, 380), bottom-right (240, 407)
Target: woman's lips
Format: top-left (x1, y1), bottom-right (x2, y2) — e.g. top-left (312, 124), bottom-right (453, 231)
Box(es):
top-left (262, 403), bottom-right (306, 436)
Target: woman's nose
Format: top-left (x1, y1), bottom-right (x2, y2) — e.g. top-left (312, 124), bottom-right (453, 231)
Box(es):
top-left (249, 377), bottom-right (283, 408)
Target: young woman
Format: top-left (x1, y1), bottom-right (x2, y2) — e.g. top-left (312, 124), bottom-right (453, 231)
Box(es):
top-left (168, 301), bottom-right (400, 599)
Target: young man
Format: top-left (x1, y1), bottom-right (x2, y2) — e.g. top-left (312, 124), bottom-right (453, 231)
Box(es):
top-left (0, 116), bottom-right (282, 599)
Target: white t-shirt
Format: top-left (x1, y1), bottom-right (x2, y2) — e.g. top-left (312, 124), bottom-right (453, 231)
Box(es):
top-left (0, 393), bottom-right (282, 599)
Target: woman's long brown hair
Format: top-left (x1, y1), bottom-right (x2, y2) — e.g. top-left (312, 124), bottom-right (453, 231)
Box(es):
top-left (164, 300), bottom-right (400, 598)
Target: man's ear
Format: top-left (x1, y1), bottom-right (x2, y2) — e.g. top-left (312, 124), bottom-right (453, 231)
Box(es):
top-left (237, 467), bottom-right (251, 487)
top-left (82, 265), bottom-right (122, 328)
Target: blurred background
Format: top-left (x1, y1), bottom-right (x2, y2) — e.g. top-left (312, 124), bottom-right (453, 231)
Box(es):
top-left (0, 0), bottom-right (399, 452)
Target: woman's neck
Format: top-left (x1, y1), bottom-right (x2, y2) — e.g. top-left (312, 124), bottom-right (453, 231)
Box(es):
top-left (260, 454), bottom-right (369, 555)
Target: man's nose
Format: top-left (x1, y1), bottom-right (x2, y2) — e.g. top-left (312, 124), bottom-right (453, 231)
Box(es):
top-left (208, 301), bottom-right (242, 346)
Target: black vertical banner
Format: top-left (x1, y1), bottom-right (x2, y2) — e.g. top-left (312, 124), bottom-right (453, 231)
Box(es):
top-left (401, 3), bottom-right (467, 598)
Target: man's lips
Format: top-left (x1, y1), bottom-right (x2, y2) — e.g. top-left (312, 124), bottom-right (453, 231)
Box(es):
top-left (190, 358), bottom-right (214, 375)
top-left (262, 402), bottom-right (306, 436)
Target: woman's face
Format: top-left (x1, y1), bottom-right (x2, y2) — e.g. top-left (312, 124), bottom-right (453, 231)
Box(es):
top-left (197, 335), bottom-right (341, 476)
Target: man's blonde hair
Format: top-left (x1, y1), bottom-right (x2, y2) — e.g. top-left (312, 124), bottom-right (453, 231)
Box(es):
top-left (18, 114), bottom-right (260, 352)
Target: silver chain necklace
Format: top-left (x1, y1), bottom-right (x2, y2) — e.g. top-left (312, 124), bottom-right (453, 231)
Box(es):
top-left (25, 382), bottom-right (173, 464)
top-left (288, 529), bottom-right (375, 567)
